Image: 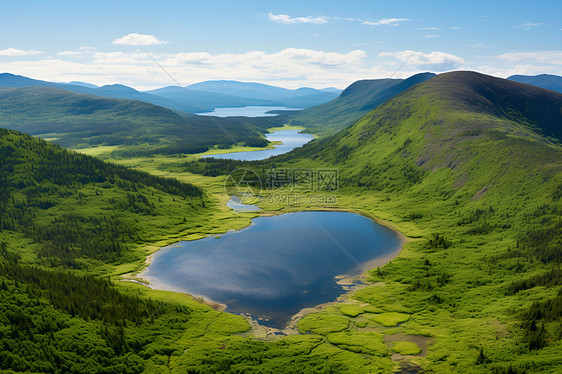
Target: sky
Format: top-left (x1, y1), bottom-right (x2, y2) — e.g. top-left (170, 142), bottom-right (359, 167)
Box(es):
top-left (1, 0), bottom-right (561, 90)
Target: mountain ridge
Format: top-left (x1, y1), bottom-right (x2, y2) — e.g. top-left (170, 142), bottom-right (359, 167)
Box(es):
top-left (508, 73), bottom-right (562, 94)
top-left (0, 85), bottom-right (281, 154)
top-left (284, 72), bottom-right (436, 136)
top-left (0, 73), bottom-right (338, 113)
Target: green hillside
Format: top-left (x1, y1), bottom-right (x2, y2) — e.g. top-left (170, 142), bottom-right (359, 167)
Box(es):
top-left (0, 128), bottom-right (209, 266)
top-left (0, 86), bottom-right (282, 155)
top-left (284, 72), bottom-right (435, 137)
top-left (0, 128), bottom-right (216, 373)
top-left (184, 71), bottom-right (562, 372)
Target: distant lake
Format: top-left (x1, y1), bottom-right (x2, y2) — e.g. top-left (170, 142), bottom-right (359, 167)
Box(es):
top-left (198, 106), bottom-right (302, 117)
top-left (202, 129), bottom-right (314, 161)
top-left (143, 211), bottom-right (402, 328)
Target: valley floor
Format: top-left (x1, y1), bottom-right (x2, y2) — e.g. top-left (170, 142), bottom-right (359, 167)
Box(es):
top-left (101, 154), bottom-right (562, 373)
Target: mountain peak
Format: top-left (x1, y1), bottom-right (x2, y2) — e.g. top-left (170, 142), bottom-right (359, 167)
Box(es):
top-left (97, 84), bottom-right (140, 93)
top-left (507, 73), bottom-right (562, 94)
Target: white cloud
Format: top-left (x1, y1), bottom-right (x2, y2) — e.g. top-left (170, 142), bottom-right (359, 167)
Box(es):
top-left (418, 27), bottom-right (441, 30)
top-left (58, 51), bottom-right (87, 57)
top-left (57, 47), bottom-right (97, 58)
top-left (497, 51), bottom-right (562, 65)
top-left (0, 48), bottom-right (380, 90)
top-left (92, 51), bottom-right (152, 64)
top-left (112, 33), bottom-right (169, 46)
top-left (514, 22), bottom-right (545, 29)
top-left (479, 63), bottom-right (561, 78)
top-left (268, 12), bottom-right (328, 24)
top-left (424, 35), bottom-right (441, 38)
top-left (363, 18), bottom-right (408, 26)
top-left (162, 48), bottom-right (367, 71)
top-left (468, 43), bottom-right (490, 48)
top-left (0, 48), bottom-right (43, 56)
top-left (379, 50), bottom-right (464, 71)
top-left (477, 50), bottom-right (562, 78)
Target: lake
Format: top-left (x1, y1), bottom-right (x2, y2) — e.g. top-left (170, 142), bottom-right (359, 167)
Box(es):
top-left (198, 106), bottom-right (302, 117)
top-left (143, 211), bottom-right (402, 328)
top-left (226, 195), bottom-right (260, 212)
top-left (202, 129), bottom-right (314, 161)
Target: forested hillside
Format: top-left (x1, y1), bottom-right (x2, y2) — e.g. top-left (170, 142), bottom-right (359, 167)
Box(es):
top-left (0, 128), bottom-right (209, 267)
top-left (0, 128), bottom-right (221, 372)
top-left (0, 86), bottom-right (283, 155)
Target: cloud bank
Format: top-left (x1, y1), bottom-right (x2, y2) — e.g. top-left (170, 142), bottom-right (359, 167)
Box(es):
top-left (379, 50), bottom-right (464, 71)
top-left (363, 18), bottom-right (409, 26)
top-left (0, 48), bottom-right (43, 56)
top-left (6, 44), bottom-right (559, 90)
top-left (268, 13), bottom-right (329, 25)
top-left (112, 33), bottom-right (169, 46)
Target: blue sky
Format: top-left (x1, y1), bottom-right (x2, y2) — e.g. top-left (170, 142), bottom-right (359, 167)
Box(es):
top-left (1, 0), bottom-right (561, 89)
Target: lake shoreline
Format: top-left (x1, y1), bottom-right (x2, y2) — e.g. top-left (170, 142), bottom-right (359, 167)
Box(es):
top-left (202, 128), bottom-right (314, 161)
top-left (132, 207), bottom-right (408, 335)
top-left (197, 105), bottom-right (303, 117)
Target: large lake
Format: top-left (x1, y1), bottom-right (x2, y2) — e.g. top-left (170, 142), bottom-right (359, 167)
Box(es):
top-left (198, 106), bottom-right (301, 117)
top-left (202, 129), bottom-right (314, 161)
top-left (143, 211), bottom-right (401, 328)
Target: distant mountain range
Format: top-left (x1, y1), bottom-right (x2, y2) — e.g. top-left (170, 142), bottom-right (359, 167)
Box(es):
top-left (507, 74), bottom-right (562, 94)
top-left (284, 72), bottom-right (436, 137)
top-left (0, 85), bottom-right (282, 154)
top-left (178, 80), bottom-right (340, 107)
top-left (0, 73), bottom-right (340, 113)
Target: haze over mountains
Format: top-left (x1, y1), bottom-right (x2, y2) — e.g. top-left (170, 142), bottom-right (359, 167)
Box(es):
top-left (0, 73), bottom-right (340, 114)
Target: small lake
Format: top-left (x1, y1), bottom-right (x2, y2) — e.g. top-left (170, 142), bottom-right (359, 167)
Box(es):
top-left (226, 195), bottom-right (260, 212)
top-left (202, 129), bottom-right (314, 161)
top-left (143, 211), bottom-right (401, 328)
top-left (198, 106), bottom-right (302, 117)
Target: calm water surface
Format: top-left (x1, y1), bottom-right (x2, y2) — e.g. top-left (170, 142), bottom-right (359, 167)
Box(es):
top-left (226, 195), bottom-right (260, 212)
top-left (202, 129), bottom-right (313, 161)
top-left (198, 106), bottom-right (302, 117)
top-left (143, 211), bottom-right (401, 328)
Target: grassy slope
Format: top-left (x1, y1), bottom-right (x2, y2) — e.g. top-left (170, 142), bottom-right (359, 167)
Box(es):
top-left (266, 71), bottom-right (562, 372)
top-left (173, 71), bottom-right (562, 372)
top-left (285, 72), bottom-right (435, 137)
top-left (0, 86), bottom-right (282, 155)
